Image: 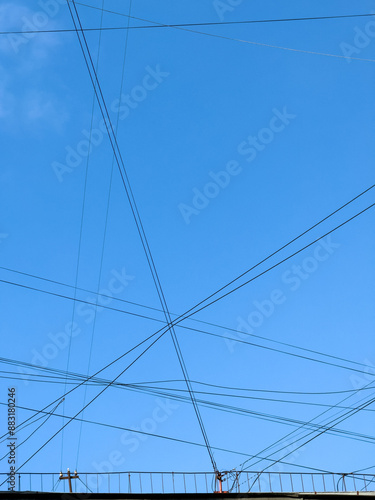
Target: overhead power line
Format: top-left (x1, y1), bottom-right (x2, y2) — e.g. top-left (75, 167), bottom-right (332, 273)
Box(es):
top-left (0, 262), bottom-right (371, 370)
top-left (11, 322), bottom-right (168, 473)
top-left (4, 200), bottom-right (374, 462)
top-left (67, 0), bottom-right (218, 473)
top-left (3, 180), bottom-right (374, 337)
top-left (0, 274), bottom-right (371, 377)
top-left (159, 201), bottom-right (375, 335)
top-left (0, 402), bottom-right (330, 474)
top-left (2, 366), bottom-right (374, 400)
top-left (3, 12), bottom-right (375, 35)
top-left (3, 7), bottom-right (375, 62)
top-left (239, 381), bottom-right (375, 472)
top-left (254, 394), bottom-right (375, 477)
top-left (1, 355), bottom-right (374, 397)
top-left (69, 2), bottom-right (375, 63)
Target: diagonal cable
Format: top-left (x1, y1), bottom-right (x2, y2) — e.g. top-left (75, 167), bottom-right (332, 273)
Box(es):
top-left (67, 0), bottom-right (217, 471)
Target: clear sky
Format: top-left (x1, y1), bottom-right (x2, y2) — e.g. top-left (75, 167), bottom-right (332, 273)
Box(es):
top-left (0, 0), bottom-right (375, 490)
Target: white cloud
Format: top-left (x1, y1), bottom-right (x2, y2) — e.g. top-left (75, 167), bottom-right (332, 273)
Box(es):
top-left (0, 1), bottom-right (63, 59)
top-left (24, 90), bottom-right (70, 131)
top-left (0, 2), bottom-right (70, 132)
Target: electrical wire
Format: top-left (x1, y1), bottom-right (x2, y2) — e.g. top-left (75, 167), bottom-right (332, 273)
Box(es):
top-left (177, 324), bottom-right (375, 376)
top-left (0, 399), bottom-right (64, 462)
top-left (69, 2), bottom-right (375, 63)
top-left (10, 325), bottom-right (168, 474)
top-left (59, 0), bottom-right (101, 465)
top-left (0, 355), bottom-right (374, 396)
top-left (254, 394), bottom-right (375, 477)
top-left (0, 402), bottom-right (332, 473)
top-left (1, 183), bottom-right (374, 389)
top-left (239, 381), bottom-right (375, 473)
top-left (158, 201), bottom-right (375, 336)
top-left (1, 264), bottom-right (371, 371)
top-left (0, 275), bottom-right (371, 377)
top-left (75, 0), bottom-right (108, 469)
top-left (3, 12), bottom-right (375, 35)
top-left (1, 0), bottom-right (374, 476)
top-left (68, 0), bottom-right (217, 472)
top-left (2, 370), bottom-right (375, 411)
top-left (3, 201), bottom-right (374, 465)
top-left (0, 323), bottom-right (169, 447)
top-left (2, 8), bottom-right (374, 62)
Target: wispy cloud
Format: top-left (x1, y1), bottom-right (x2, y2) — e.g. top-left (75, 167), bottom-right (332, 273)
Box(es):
top-left (0, 1), bottom-right (64, 61)
top-left (0, 2), bottom-right (69, 132)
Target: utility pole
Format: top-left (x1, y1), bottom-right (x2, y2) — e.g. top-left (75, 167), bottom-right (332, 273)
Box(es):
top-left (59, 468), bottom-right (79, 493)
top-left (214, 472), bottom-right (227, 493)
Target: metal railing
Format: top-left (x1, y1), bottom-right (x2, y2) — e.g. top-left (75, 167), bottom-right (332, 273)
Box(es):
top-left (1, 471), bottom-right (374, 494)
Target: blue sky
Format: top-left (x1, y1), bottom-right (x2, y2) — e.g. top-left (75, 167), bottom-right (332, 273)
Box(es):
top-left (0, 0), bottom-right (375, 489)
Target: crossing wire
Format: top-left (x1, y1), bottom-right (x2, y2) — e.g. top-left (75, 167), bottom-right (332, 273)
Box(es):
top-left (0, 274), bottom-right (373, 378)
top-left (3, 201), bottom-right (374, 461)
top-left (0, 402), bottom-right (334, 473)
top-left (1, 180), bottom-right (373, 381)
top-left (153, 201), bottom-right (375, 337)
top-left (7, 324), bottom-right (169, 475)
top-left (67, 0), bottom-right (217, 472)
top-left (70, 3), bottom-right (375, 64)
top-left (239, 381), bottom-right (375, 472)
top-left (2, 381), bottom-right (375, 461)
top-left (0, 399), bottom-right (64, 463)
top-left (252, 393), bottom-right (375, 478)
top-left (75, 0), bottom-right (107, 470)
top-left (1, 365), bottom-right (375, 397)
top-left (3, 11), bottom-right (375, 35)
top-left (2, 0), bottom-right (374, 472)
top-left (0, 261), bottom-right (372, 370)
top-left (3, 8), bottom-right (375, 63)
